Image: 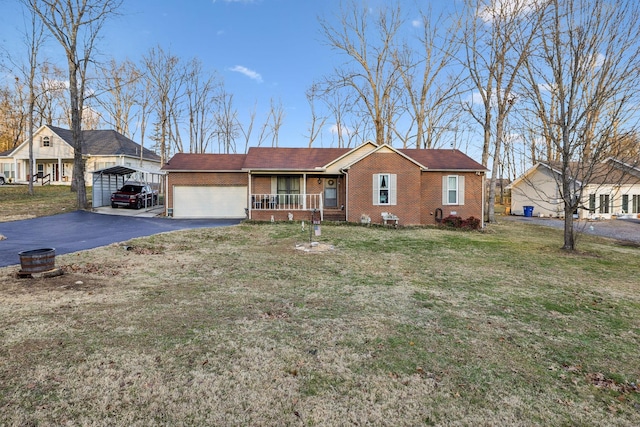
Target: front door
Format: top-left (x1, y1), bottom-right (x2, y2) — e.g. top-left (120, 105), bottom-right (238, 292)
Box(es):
top-left (324, 178), bottom-right (338, 208)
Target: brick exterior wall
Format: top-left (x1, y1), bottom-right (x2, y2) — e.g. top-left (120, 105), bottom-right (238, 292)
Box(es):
top-left (165, 161), bottom-right (484, 225)
top-left (420, 172), bottom-right (484, 225)
top-left (346, 152), bottom-right (423, 225)
top-left (345, 152), bottom-right (485, 226)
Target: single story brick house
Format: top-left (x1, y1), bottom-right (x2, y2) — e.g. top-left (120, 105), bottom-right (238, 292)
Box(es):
top-left (0, 125), bottom-right (161, 185)
top-left (161, 141), bottom-right (487, 226)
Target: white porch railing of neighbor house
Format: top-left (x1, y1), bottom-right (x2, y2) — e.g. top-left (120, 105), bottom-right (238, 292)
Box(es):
top-left (251, 193), bottom-right (323, 213)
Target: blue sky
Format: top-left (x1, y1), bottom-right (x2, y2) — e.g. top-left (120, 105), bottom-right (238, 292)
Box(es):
top-left (0, 0), bottom-right (465, 152)
top-left (111, 0), bottom-right (339, 148)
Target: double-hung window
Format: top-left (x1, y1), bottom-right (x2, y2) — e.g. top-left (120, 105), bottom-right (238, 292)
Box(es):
top-left (442, 175), bottom-right (465, 205)
top-left (589, 194), bottom-right (596, 213)
top-left (622, 194), bottom-right (629, 214)
top-left (373, 173), bottom-right (396, 205)
top-left (632, 195), bottom-right (640, 213)
top-left (599, 194), bottom-right (610, 214)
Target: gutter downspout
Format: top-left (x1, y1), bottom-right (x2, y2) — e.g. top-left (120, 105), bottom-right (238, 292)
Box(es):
top-left (248, 171), bottom-right (252, 219)
top-left (166, 172), bottom-right (173, 218)
top-left (341, 169), bottom-right (349, 222)
top-left (481, 172), bottom-right (486, 227)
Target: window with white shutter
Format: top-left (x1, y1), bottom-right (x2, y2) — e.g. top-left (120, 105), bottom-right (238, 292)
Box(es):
top-left (373, 173), bottom-right (396, 205)
top-left (442, 175), bottom-right (465, 205)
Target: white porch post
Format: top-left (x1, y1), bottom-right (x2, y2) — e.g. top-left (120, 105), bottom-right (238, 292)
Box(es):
top-left (248, 171), bottom-right (252, 219)
top-left (58, 158), bottom-right (62, 182)
top-left (302, 173), bottom-right (307, 210)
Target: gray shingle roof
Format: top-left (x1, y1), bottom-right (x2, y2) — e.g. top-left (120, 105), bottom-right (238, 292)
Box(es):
top-left (48, 125), bottom-right (160, 161)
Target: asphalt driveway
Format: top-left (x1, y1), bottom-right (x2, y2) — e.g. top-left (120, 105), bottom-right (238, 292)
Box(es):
top-left (0, 210), bottom-right (242, 268)
top-left (500, 215), bottom-right (640, 244)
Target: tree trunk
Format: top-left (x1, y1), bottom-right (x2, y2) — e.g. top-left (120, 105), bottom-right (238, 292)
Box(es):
top-left (68, 60), bottom-right (87, 208)
top-left (562, 207), bottom-right (575, 250)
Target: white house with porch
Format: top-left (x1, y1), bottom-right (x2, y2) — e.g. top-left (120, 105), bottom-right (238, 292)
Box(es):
top-left (0, 125), bottom-right (161, 185)
top-left (508, 158), bottom-right (640, 219)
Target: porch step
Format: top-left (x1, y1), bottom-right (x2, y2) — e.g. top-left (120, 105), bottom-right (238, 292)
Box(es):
top-left (322, 212), bottom-right (346, 222)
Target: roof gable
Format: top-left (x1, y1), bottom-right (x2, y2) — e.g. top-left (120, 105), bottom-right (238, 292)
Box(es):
top-left (323, 141), bottom-right (378, 173)
top-left (341, 144), bottom-right (427, 170)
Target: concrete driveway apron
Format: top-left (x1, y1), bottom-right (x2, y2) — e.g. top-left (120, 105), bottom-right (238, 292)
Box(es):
top-left (0, 210), bottom-right (241, 268)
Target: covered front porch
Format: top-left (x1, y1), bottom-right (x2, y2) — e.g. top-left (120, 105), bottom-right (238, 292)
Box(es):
top-left (247, 173), bottom-right (346, 222)
top-left (13, 158), bottom-right (73, 185)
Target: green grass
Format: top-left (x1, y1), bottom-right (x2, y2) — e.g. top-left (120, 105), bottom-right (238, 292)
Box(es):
top-left (1, 220), bottom-right (639, 425)
top-left (0, 184), bottom-right (90, 221)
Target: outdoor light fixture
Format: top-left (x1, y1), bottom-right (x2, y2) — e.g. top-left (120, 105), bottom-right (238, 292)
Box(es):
top-left (318, 178), bottom-right (322, 184)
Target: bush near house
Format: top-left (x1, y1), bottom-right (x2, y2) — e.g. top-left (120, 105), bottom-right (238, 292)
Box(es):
top-left (442, 215), bottom-right (482, 230)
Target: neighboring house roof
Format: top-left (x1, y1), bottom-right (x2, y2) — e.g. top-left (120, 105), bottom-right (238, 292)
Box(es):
top-left (162, 143), bottom-right (488, 173)
top-left (508, 157), bottom-right (640, 190)
top-left (506, 162), bottom-right (564, 190)
top-left (47, 125), bottom-right (160, 161)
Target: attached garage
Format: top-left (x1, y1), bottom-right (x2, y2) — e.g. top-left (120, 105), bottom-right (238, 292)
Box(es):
top-left (172, 185), bottom-right (247, 219)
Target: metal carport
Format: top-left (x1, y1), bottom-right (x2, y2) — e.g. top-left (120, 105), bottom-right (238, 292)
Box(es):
top-left (92, 165), bottom-right (165, 208)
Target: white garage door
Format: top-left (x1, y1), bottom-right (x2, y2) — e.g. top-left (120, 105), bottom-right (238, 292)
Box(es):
top-left (173, 186), bottom-right (247, 218)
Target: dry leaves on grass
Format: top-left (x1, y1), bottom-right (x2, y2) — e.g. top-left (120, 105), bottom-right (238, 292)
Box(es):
top-left (587, 373), bottom-right (640, 394)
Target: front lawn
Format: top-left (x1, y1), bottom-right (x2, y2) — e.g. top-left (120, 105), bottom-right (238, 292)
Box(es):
top-left (0, 185), bottom-right (91, 222)
top-left (1, 221), bottom-right (638, 425)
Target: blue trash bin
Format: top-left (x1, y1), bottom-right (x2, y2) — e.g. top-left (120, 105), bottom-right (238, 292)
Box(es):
top-left (523, 206), bottom-right (534, 217)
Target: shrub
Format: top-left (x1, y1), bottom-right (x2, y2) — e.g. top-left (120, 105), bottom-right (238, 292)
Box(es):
top-left (461, 216), bottom-right (481, 230)
top-left (442, 215), bottom-right (462, 228)
top-left (442, 215), bottom-right (481, 230)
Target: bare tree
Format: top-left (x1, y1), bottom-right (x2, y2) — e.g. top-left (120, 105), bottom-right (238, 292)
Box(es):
top-left (142, 46), bottom-right (184, 164)
top-left (215, 91), bottom-right (239, 154)
top-left (460, 0), bottom-right (544, 222)
top-left (28, 0), bottom-right (122, 208)
top-left (34, 63), bottom-right (67, 127)
top-left (266, 98), bottom-right (285, 147)
top-left (521, 0), bottom-right (640, 250)
top-left (395, 7), bottom-right (462, 149)
top-left (238, 102), bottom-right (256, 154)
top-left (134, 74), bottom-right (153, 165)
top-left (185, 58), bottom-right (220, 153)
top-left (96, 58), bottom-right (140, 137)
top-left (322, 88), bottom-right (354, 148)
top-left (25, 17), bottom-right (39, 196)
top-left (305, 83), bottom-right (328, 148)
top-left (319, 0), bottom-right (404, 146)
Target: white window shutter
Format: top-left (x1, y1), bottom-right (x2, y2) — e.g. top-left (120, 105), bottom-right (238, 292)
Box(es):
top-left (373, 174), bottom-right (379, 205)
top-left (389, 174), bottom-right (397, 205)
top-left (459, 176), bottom-right (465, 205)
top-left (442, 176), bottom-right (448, 205)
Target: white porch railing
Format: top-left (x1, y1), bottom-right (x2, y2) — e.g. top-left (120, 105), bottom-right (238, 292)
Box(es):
top-left (251, 193), bottom-right (323, 212)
